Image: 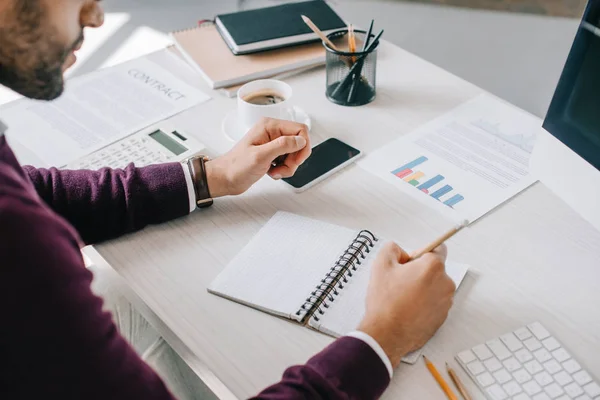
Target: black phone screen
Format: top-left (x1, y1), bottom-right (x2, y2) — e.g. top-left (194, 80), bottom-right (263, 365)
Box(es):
top-left (283, 138), bottom-right (361, 189)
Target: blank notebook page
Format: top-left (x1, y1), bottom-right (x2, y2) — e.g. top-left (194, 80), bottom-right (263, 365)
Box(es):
top-left (208, 212), bottom-right (359, 321)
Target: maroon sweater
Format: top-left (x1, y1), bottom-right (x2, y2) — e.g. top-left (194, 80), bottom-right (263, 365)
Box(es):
top-left (0, 133), bottom-right (389, 399)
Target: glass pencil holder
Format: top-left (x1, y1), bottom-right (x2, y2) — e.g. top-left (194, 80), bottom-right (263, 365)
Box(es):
top-left (324, 29), bottom-right (380, 107)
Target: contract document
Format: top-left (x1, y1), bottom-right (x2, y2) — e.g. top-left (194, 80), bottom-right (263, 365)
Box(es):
top-left (2, 55), bottom-right (210, 167)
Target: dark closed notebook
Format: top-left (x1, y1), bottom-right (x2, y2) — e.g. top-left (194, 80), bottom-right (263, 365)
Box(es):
top-left (215, 0), bottom-right (346, 55)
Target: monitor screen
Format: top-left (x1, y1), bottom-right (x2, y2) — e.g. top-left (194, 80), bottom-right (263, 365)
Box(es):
top-left (543, 0), bottom-right (600, 170)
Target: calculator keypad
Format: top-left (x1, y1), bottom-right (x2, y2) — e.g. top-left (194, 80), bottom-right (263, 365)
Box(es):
top-left (68, 136), bottom-right (174, 170)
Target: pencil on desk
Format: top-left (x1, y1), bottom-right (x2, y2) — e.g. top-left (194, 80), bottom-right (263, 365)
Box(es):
top-left (409, 220), bottom-right (469, 261)
top-left (424, 356), bottom-right (459, 400)
top-left (446, 363), bottom-right (473, 400)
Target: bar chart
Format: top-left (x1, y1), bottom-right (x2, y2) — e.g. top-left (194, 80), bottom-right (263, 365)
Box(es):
top-left (391, 156), bottom-right (465, 208)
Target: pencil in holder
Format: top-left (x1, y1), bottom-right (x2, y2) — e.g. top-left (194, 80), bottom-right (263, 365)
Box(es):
top-left (324, 29), bottom-right (380, 107)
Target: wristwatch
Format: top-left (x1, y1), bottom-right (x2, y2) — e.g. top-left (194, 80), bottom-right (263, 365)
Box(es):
top-left (186, 155), bottom-right (214, 208)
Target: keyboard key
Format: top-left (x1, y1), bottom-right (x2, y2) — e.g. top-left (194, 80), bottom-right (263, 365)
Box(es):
top-left (565, 382), bottom-right (584, 398)
top-left (534, 371), bottom-right (554, 387)
top-left (515, 327), bottom-right (533, 341)
top-left (542, 337), bottom-right (561, 352)
top-left (525, 360), bottom-right (544, 375)
top-left (487, 384), bottom-right (508, 400)
top-left (473, 344), bottom-right (494, 360)
top-left (467, 360), bottom-right (486, 375)
top-left (494, 369), bottom-right (512, 385)
top-left (484, 357), bottom-right (503, 372)
top-left (513, 394), bottom-right (532, 400)
top-left (542, 360), bottom-right (562, 375)
top-left (514, 368), bottom-right (533, 384)
top-left (455, 325), bottom-right (594, 400)
top-left (516, 349), bottom-right (534, 363)
top-left (501, 332), bottom-right (524, 352)
top-left (563, 359), bottom-right (581, 374)
top-left (583, 382), bottom-right (600, 397)
top-left (528, 323), bottom-right (551, 340)
top-left (477, 372), bottom-right (495, 387)
top-left (458, 350), bottom-right (477, 364)
top-left (524, 338), bottom-right (543, 352)
top-left (503, 380), bottom-right (523, 396)
top-left (552, 348), bottom-right (570, 363)
top-left (504, 357), bottom-right (521, 372)
top-left (487, 339), bottom-right (512, 360)
top-left (554, 370), bottom-right (573, 386)
top-left (534, 349), bottom-right (553, 363)
top-left (523, 380), bottom-right (543, 395)
top-left (543, 383), bottom-right (564, 398)
top-left (574, 370), bottom-right (593, 386)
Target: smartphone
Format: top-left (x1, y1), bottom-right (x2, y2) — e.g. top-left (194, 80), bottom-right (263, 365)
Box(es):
top-left (283, 138), bottom-right (361, 192)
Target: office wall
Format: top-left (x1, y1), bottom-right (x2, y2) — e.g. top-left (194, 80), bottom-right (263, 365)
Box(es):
top-left (399, 0), bottom-right (586, 17)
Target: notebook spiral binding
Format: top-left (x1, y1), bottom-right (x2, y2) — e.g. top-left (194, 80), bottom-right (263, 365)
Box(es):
top-left (296, 230), bottom-right (378, 324)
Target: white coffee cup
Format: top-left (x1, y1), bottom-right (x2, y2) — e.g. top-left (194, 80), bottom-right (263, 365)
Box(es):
top-left (237, 80), bottom-right (296, 135)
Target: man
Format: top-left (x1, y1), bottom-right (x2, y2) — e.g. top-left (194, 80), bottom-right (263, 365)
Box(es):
top-left (0, 1), bottom-right (457, 399)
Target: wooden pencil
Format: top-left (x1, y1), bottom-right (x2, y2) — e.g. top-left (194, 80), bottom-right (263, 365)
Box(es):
top-left (301, 15), bottom-right (341, 51)
top-left (446, 363), bottom-right (473, 400)
top-left (424, 356), bottom-right (458, 400)
top-left (409, 220), bottom-right (469, 261)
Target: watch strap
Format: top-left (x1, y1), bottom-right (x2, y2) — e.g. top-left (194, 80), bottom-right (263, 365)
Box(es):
top-left (187, 156), bottom-right (214, 208)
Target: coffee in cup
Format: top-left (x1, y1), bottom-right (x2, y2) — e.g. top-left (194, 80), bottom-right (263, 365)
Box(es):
top-left (242, 90), bottom-right (286, 106)
top-left (235, 80), bottom-right (297, 140)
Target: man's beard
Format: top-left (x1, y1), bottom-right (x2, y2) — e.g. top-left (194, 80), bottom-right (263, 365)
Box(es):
top-left (0, 57), bottom-right (66, 101)
top-left (0, 2), bottom-right (81, 101)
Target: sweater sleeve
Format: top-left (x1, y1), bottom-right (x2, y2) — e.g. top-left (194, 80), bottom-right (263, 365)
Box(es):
top-left (0, 194), bottom-right (177, 400)
top-left (251, 337), bottom-right (391, 400)
top-left (23, 162), bottom-right (190, 244)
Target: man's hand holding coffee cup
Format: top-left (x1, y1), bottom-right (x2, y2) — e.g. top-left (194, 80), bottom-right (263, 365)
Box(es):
top-left (206, 117), bottom-right (311, 197)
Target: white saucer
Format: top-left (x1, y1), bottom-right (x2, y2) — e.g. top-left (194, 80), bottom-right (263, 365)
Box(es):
top-left (222, 106), bottom-right (312, 142)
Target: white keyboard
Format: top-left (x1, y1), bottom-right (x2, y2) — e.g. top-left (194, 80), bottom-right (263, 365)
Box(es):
top-left (456, 322), bottom-right (600, 400)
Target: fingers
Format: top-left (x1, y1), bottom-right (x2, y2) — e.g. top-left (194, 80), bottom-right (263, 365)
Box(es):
top-left (268, 163), bottom-right (295, 179)
top-left (249, 118), bottom-right (312, 174)
top-left (375, 242), bottom-right (411, 270)
top-left (410, 243), bottom-right (448, 263)
top-left (261, 135), bottom-right (307, 162)
top-left (413, 245), bottom-right (456, 292)
top-left (431, 244), bottom-right (448, 262)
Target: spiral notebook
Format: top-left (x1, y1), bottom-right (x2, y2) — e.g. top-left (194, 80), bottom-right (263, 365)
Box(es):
top-left (208, 212), bottom-right (469, 364)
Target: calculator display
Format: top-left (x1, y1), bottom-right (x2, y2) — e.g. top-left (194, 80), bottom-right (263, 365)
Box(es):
top-left (148, 130), bottom-right (187, 156)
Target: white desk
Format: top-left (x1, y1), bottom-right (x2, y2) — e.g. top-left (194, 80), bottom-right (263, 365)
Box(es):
top-left (91, 44), bottom-right (600, 399)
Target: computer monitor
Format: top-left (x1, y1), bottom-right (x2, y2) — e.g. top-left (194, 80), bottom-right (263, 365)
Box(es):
top-left (531, 0), bottom-right (600, 230)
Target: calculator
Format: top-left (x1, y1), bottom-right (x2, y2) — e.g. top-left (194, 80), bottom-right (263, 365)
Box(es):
top-left (66, 122), bottom-right (206, 170)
